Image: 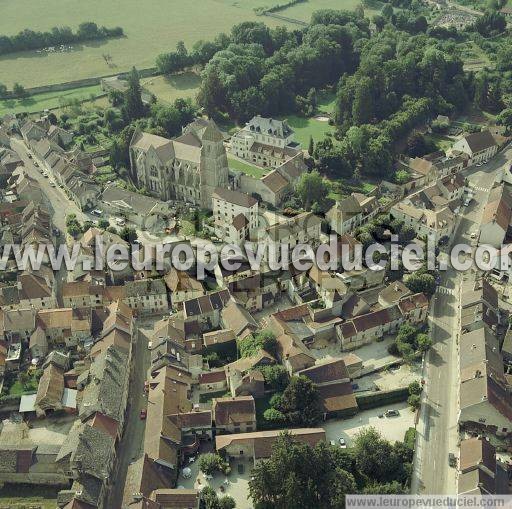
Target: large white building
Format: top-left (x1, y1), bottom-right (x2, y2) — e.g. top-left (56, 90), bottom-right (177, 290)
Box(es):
top-left (230, 116), bottom-right (301, 169)
top-left (452, 131), bottom-right (498, 166)
top-left (130, 119), bottom-right (229, 210)
top-left (212, 188), bottom-right (258, 245)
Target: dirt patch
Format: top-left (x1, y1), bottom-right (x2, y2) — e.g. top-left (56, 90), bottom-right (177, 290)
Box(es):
top-left (313, 115), bottom-right (330, 122)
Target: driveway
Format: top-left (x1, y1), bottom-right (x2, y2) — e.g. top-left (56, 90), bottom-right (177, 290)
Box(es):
top-left (323, 401), bottom-right (415, 446)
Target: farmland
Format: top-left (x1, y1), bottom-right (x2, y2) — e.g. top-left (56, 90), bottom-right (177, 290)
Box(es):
top-left (277, 0), bottom-right (386, 22)
top-left (0, 0), bottom-right (290, 88)
top-left (0, 0), bottom-right (381, 89)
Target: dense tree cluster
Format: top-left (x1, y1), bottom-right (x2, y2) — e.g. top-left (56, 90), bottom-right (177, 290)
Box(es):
top-left (194, 13), bottom-right (370, 121)
top-left (263, 376), bottom-right (323, 427)
top-left (249, 427), bottom-right (414, 508)
top-left (0, 22), bottom-right (123, 55)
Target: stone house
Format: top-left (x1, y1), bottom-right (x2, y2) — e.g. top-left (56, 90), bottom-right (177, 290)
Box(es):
top-left (212, 396), bottom-right (256, 434)
top-left (326, 193), bottom-right (379, 236)
top-left (212, 187), bottom-right (258, 245)
top-left (124, 279), bottom-right (168, 315)
top-left (452, 131), bottom-right (498, 166)
top-left (216, 428), bottom-right (326, 464)
top-left (164, 268), bottom-right (204, 307)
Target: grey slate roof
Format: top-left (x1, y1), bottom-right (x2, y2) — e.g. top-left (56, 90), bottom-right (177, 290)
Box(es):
top-left (78, 345), bottom-right (128, 422)
top-left (125, 279), bottom-right (167, 298)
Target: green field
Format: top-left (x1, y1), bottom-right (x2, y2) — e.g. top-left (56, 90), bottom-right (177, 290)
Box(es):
top-left (279, 92), bottom-right (336, 145)
top-left (141, 71), bottom-right (201, 104)
top-left (228, 155), bottom-right (269, 178)
top-left (0, 84), bottom-right (102, 116)
top-left (278, 0), bottom-right (385, 22)
top-left (0, 0), bottom-right (292, 88)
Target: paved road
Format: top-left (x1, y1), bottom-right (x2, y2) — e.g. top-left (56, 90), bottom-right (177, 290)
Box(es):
top-left (105, 322), bottom-right (151, 509)
top-left (412, 148), bottom-right (511, 494)
top-left (10, 137), bottom-right (87, 232)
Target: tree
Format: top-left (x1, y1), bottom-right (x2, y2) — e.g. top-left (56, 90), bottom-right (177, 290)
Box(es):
top-left (405, 272), bottom-right (436, 296)
top-left (12, 82), bottom-right (27, 99)
top-left (119, 226), bottom-right (137, 243)
top-left (398, 225), bottom-right (416, 244)
top-left (497, 108), bottom-right (512, 131)
top-left (47, 112), bottom-right (58, 125)
top-left (416, 332), bottom-right (432, 352)
top-left (353, 427), bottom-right (406, 483)
top-left (278, 375), bottom-right (322, 427)
top-left (249, 433), bottom-right (356, 509)
top-left (98, 219), bottom-right (110, 230)
top-left (308, 135), bottom-right (314, 156)
top-left (408, 393), bottom-right (421, 409)
top-left (295, 170), bottom-right (331, 211)
top-left (202, 486), bottom-right (236, 509)
top-left (363, 481), bottom-right (407, 494)
top-left (122, 67), bottom-right (145, 121)
top-left (263, 407), bottom-right (286, 424)
top-left (408, 380), bottom-right (422, 396)
top-left (382, 4), bottom-right (394, 19)
top-left (0, 83), bottom-right (7, 96)
top-left (394, 169), bottom-right (410, 185)
top-left (66, 214), bottom-right (83, 238)
top-left (198, 453), bottom-right (229, 476)
top-left (258, 365), bottom-right (289, 391)
top-left (18, 371), bottom-right (30, 389)
top-left (238, 330), bottom-right (277, 358)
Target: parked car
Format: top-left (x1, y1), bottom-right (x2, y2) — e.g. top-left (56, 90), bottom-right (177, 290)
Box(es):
top-left (139, 409), bottom-right (147, 420)
top-left (115, 217), bottom-right (126, 226)
top-left (385, 409), bottom-right (400, 417)
top-left (338, 438), bottom-right (347, 448)
top-left (448, 453), bottom-right (457, 467)
top-left (91, 209), bottom-right (103, 216)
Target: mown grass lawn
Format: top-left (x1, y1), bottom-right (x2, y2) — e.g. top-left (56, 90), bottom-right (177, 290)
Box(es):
top-left (424, 133), bottom-right (454, 152)
top-left (227, 155), bottom-right (269, 178)
top-left (0, 84), bottom-right (102, 116)
top-left (278, 91), bottom-right (336, 146)
top-left (141, 71), bottom-right (201, 104)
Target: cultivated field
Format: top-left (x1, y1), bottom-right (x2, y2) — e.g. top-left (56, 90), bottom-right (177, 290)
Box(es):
top-left (0, 0), bottom-right (289, 88)
top-left (0, 0), bottom-right (379, 89)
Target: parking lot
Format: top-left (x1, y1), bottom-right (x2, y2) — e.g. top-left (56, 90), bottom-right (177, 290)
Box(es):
top-left (323, 401), bottom-right (415, 446)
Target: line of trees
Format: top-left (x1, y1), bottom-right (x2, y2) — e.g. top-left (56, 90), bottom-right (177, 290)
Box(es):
top-left (0, 22), bottom-right (124, 55)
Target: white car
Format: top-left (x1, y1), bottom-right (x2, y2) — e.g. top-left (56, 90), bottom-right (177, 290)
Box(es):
top-left (115, 217), bottom-right (126, 226)
top-left (91, 209), bottom-right (103, 216)
top-left (470, 232), bottom-right (477, 239)
top-left (476, 163), bottom-right (483, 167)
